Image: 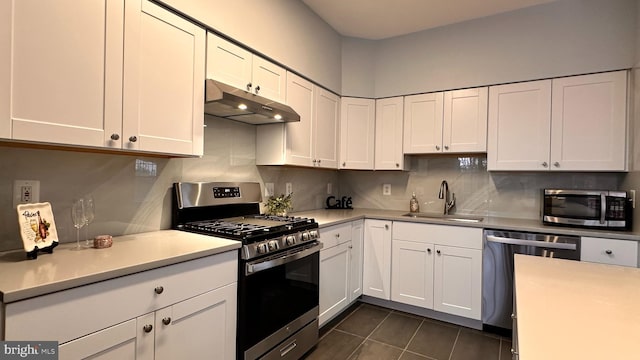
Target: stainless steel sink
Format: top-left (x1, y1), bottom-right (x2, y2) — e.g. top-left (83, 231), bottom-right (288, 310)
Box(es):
top-left (402, 213), bottom-right (484, 223)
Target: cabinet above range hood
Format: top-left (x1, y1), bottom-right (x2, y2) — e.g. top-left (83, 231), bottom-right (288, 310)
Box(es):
top-left (204, 79), bottom-right (299, 125)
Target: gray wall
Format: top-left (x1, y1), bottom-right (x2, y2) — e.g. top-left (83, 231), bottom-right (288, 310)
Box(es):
top-left (342, 0), bottom-right (637, 98)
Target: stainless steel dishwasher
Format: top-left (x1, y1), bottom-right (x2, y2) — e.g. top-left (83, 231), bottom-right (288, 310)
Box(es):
top-left (482, 229), bottom-right (580, 333)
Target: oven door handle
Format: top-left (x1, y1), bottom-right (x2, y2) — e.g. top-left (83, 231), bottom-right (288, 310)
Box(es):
top-left (246, 242), bottom-right (322, 275)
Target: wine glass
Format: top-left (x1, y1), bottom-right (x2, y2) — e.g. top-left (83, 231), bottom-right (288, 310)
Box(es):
top-left (71, 198), bottom-right (86, 250)
top-left (83, 195), bottom-right (95, 247)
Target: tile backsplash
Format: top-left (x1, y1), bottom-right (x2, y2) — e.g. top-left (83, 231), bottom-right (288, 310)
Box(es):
top-left (0, 117), bottom-right (626, 252)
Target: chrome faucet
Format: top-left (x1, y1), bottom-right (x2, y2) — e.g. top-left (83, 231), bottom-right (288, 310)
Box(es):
top-left (438, 180), bottom-right (456, 215)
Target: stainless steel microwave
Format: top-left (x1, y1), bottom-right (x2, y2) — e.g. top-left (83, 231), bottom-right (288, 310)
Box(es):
top-left (542, 189), bottom-right (633, 230)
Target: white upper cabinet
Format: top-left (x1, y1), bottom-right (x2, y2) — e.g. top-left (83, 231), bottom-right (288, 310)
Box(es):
top-left (550, 71), bottom-right (627, 171)
top-left (488, 80), bottom-right (552, 171)
top-left (404, 88), bottom-right (487, 154)
top-left (207, 33), bottom-right (286, 103)
top-left (375, 97), bottom-right (406, 170)
top-left (443, 88), bottom-right (488, 153)
top-left (403, 93), bottom-right (443, 154)
top-left (488, 71), bottom-right (627, 171)
top-left (3, 0), bottom-right (205, 156)
top-left (123, 0), bottom-right (205, 156)
top-left (256, 73), bottom-right (338, 168)
top-left (340, 97), bottom-right (376, 170)
top-left (6, 0), bottom-right (123, 148)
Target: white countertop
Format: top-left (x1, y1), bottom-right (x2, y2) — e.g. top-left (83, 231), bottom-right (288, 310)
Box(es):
top-left (0, 230), bottom-right (240, 303)
top-left (514, 255), bottom-right (640, 360)
top-left (291, 208), bottom-right (640, 241)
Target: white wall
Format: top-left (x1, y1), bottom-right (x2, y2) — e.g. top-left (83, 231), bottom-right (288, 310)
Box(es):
top-left (158, 0), bottom-right (342, 93)
top-left (341, 37), bottom-right (376, 98)
top-left (342, 0), bottom-right (637, 98)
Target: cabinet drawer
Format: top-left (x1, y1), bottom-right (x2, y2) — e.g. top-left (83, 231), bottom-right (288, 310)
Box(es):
top-left (320, 222), bottom-right (352, 248)
top-left (393, 221), bottom-right (482, 249)
top-left (581, 237), bottom-right (638, 267)
top-left (5, 251), bottom-right (237, 343)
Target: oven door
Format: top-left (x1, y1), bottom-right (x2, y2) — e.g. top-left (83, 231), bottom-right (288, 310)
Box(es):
top-left (238, 241), bottom-right (320, 360)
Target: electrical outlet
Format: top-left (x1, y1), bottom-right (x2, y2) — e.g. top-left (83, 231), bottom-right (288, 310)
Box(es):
top-left (13, 180), bottom-right (40, 208)
top-left (383, 184), bottom-right (391, 196)
top-left (327, 183), bottom-right (332, 194)
top-left (631, 189), bottom-right (636, 209)
top-left (265, 183), bottom-right (275, 197)
top-left (286, 183), bottom-right (292, 196)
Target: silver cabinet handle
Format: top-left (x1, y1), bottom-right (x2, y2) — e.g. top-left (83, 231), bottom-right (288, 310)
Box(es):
top-left (435, 145), bottom-right (441, 150)
top-left (395, 163), bottom-right (399, 167)
top-left (313, 159), bottom-right (317, 165)
top-left (542, 162), bottom-right (548, 168)
top-left (129, 136), bottom-right (138, 143)
top-left (246, 83), bottom-right (252, 91)
top-left (436, 249), bottom-right (441, 254)
top-left (154, 286), bottom-right (164, 294)
top-left (317, 159), bottom-right (321, 164)
top-left (255, 85), bottom-right (261, 94)
top-left (162, 317), bottom-right (171, 325)
top-left (143, 324), bottom-right (153, 333)
top-left (553, 161), bottom-right (560, 167)
top-left (444, 145), bottom-right (449, 150)
top-left (605, 249), bottom-right (613, 255)
top-left (335, 233), bottom-right (340, 238)
top-left (427, 248), bottom-right (432, 253)
top-left (110, 133), bottom-right (120, 140)
top-left (384, 224), bottom-right (389, 230)
top-left (348, 245), bottom-right (353, 249)
top-left (342, 162), bottom-right (346, 167)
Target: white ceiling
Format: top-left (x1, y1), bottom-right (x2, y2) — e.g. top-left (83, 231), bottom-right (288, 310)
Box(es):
top-left (302, 0), bottom-right (557, 40)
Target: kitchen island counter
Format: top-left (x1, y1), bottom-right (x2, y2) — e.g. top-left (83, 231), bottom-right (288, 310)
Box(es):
top-left (514, 254), bottom-right (640, 359)
top-left (291, 208), bottom-right (640, 241)
top-left (0, 230), bottom-right (240, 303)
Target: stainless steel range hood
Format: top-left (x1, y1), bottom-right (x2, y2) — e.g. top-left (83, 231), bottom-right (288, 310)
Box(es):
top-left (204, 79), bottom-right (299, 125)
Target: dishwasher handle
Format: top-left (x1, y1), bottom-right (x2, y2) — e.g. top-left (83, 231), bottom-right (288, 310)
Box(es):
top-left (486, 235), bottom-right (577, 251)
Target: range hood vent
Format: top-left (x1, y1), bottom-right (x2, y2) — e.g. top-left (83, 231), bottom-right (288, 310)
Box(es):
top-left (204, 79), bottom-right (300, 125)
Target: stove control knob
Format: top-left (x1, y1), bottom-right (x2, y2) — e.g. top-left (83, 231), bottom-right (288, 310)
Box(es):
top-left (256, 243), bottom-right (269, 254)
top-left (309, 230), bottom-right (319, 239)
top-left (268, 240), bottom-right (279, 251)
top-left (285, 235), bottom-right (296, 246)
top-left (301, 232), bottom-right (310, 242)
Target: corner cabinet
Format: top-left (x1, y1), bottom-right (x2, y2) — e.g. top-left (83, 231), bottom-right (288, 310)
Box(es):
top-left (340, 98), bottom-right (376, 170)
top-left (403, 87), bottom-right (487, 154)
top-left (375, 97), bottom-right (407, 170)
top-left (391, 222), bottom-right (482, 320)
top-left (2, 0), bottom-right (205, 156)
top-left (488, 71), bottom-right (627, 171)
top-left (3, 252), bottom-right (238, 360)
top-left (207, 33), bottom-right (286, 103)
top-left (256, 73), bottom-right (339, 168)
top-left (363, 219), bottom-right (392, 300)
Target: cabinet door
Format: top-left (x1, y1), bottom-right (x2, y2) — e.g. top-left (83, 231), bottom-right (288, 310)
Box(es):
top-left (59, 319), bottom-right (140, 360)
top-left (403, 93), bottom-right (443, 154)
top-left (350, 220), bottom-right (364, 302)
top-left (251, 56), bottom-right (287, 103)
top-left (433, 245), bottom-right (482, 320)
top-left (154, 283), bottom-right (237, 360)
top-left (550, 71), bottom-right (627, 171)
top-left (443, 87), bottom-right (488, 153)
top-left (488, 80), bottom-right (552, 171)
top-left (8, 0), bottom-right (123, 148)
top-left (340, 98), bottom-right (375, 169)
top-left (206, 33), bottom-right (252, 91)
top-left (319, 242), bottom-right (350, 326)
top-left (314, 88), bottom-right (340, 168)
top-left (375, 97), bottom-right (405, 170)
top-left (123, 0), bottom-right (205, 156)
top-left (284, 73), bottom-right (314, 166)
top-left (363, 220), bottom-right (392, 300)
top-left (391, 240), bottom-right (434, 309)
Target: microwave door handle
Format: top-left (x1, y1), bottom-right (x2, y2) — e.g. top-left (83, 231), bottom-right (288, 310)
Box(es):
top-left (486, 235), bottom-right (577, 251)
top-left (600, 193), bottom-right (607, 224)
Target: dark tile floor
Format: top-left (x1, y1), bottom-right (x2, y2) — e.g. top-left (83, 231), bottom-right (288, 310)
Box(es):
top-left (303, 303), bottom-right (512, 360)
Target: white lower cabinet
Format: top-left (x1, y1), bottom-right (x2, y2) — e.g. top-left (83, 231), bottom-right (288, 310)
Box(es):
top-left (5, 252), bottom-right (238, 360)
top-left (319, 221), bottom-right (364, 326)
top-left (581, 236), bottom-right (639, 267)
top-left (363, 220), bottom-right (392, 300)
top-left (391, 222), bottom-right (482, 320)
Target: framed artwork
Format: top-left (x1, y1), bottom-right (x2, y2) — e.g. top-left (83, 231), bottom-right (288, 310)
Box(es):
top-left (16, 202), bottom-right (59, 258)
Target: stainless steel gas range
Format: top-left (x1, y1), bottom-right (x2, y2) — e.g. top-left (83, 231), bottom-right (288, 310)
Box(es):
top-left (172, 182), bottom-right (321, 360)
